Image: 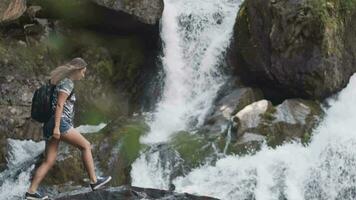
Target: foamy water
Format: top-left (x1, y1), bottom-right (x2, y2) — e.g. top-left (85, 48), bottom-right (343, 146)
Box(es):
top-left (139, 0), bottom-right (242, 144)
top-left (172, 75), bottom-right (356, 200)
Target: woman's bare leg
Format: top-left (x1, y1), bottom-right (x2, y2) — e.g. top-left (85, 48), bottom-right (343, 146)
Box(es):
top-left (60, 128), bottom-right (97, 183)
top-left (28, 138), bottom-right (59, 193)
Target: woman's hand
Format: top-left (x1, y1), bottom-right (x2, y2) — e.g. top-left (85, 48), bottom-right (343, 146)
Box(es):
top-left (53, 127), bottom-right (61, 139)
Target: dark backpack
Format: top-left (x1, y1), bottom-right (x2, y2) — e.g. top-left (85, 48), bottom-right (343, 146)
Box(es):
top-left (31, 80), bottom-right (73, 123)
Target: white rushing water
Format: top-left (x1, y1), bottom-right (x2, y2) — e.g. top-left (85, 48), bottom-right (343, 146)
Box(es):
top-left (172, 74), bottom-right (356, 200)
top-left (140, 0), bottom-right (242, 144)
top-left (76, 123), bottom-right (107, 134)
top-left (0, 139), bottom-right (45, 200)
top-left (132, 0), bottom-right (242, 189)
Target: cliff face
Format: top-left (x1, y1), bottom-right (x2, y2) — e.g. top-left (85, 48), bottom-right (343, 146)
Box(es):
top-left (229, 0), bottom-right (356, 101)
top-left (0, 0), bottom-right (163, 169)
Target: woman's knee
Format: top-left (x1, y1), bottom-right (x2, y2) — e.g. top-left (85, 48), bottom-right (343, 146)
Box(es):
top-left (79, 140), bottom-right (91, 151)
top-left (44, 158), bottom-right (56, 168)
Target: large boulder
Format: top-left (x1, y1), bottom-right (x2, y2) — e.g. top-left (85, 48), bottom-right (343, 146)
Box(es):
top-left (91, 0), bottom-right (164, 25)
top-left (229, 0), bottom-right (356, 101)
top-left (232, 99), bottom-right (324, 147)
top-left (0, 0), bottom-right (26, 23)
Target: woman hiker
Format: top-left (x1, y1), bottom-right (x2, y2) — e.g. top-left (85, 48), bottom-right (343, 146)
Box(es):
top-left (25, 57), bottom-right (112, 200)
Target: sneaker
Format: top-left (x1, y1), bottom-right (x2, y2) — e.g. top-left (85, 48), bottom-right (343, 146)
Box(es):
top-left (25, 191), bottom-right (49, 200)
top-left (90, 176), bottom-right (112, 191)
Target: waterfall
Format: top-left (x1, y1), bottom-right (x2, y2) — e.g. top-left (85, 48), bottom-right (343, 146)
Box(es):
top-left (172, 74), bottom-right (356, 199)
top-left (132, 0), bottom-right (242, 190)
top-left (140, 0), bottom-right (243, 144)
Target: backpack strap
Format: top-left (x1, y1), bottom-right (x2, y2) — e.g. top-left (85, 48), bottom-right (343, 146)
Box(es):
top-left (68, 89), bottom-right (74, 100)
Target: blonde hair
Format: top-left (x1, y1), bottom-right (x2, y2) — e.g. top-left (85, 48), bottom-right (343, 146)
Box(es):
top-left (50, 57), bottom-right (87, 85)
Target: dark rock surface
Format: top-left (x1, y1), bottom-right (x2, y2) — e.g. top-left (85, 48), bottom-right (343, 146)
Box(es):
top-left (55, 186), bottom-right (219, 200)
top-left (28, 0), bottom-right (163, 35)
top-left (232, 99), bottom-right (323, 147)
top-left (91, 0), bottom-right (164, 25)
top-left (229, 0), bottom-right (356, 101)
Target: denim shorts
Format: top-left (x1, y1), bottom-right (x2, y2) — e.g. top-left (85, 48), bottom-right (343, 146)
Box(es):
top-left (43, 115), bottom-right (73, 140)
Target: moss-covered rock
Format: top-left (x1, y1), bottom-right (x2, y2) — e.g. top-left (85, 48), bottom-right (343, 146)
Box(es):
top-left (87, 118), bottom-right (150, 185)
top-left (170, 131), bottom-right (215, 169)
top-left (229, 0), bottom-right (356, 101)
top-left (232, 99), bottom-right (324, 148)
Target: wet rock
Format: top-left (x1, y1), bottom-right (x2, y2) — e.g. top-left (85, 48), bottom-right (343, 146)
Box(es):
top-left (55, 185), bottom-right (218, 200)
top-left (229, 133), bottom-right (266, 155)
top-left (203, 86), bottom-right (263, 137)
top-left (131, 143), bottom-right (187, 189)
top-left (233, 99), bottom-right (323, 147)
top-left (233, 100), bottom-right (273, 139)
top-left (229, 0), bottom-right (356, 101)
top-left (170, 131), bottom-right (216, 169)
top-left (87, 118), bottom-right (150, 186)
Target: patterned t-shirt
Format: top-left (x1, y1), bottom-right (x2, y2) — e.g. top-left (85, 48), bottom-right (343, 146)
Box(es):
top-left (51, 78), bottom-right (76, 122)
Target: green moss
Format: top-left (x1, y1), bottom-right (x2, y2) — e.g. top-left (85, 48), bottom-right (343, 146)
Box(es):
top-left (299, 99), bottom-right (324, 145)
top-left (261, 112), bottom-right (276, 121)
top-left (119, 123), bottom-right (150, 164)
top-left (302, 132), bottom-right (312, 145)
top-left (48, 30), bottom-right (145, 86)
top-left (0, 38), bottom-right (54, 75)
top-left (340, 0), bottom-right (356, 17)
top-left (87, 119), bottom-right (149, 185)
top-left (42, 29), bottom-right (146, 124)
top-left (170, 131), bottom-right (213, 168)
top-left (259, 106), bottom-right (277, 122)
top-left (78, 108), bottom-right (109, 125)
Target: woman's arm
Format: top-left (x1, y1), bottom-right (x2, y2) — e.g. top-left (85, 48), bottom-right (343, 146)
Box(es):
top-left (53, 91), bottom-right (69, 139)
